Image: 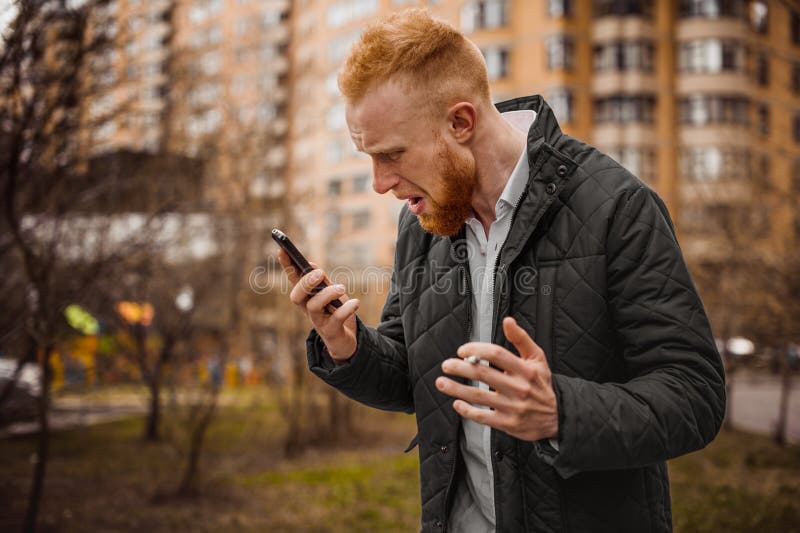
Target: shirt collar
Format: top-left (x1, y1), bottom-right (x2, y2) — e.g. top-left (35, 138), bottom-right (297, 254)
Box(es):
top-left (496, 109), bottom-right (536, 214)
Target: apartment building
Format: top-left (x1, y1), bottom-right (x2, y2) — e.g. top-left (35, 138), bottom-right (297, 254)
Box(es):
top-left (81, 0), bottom-right (294, 370)
top-left (289, 0), bottom-right (800, 296)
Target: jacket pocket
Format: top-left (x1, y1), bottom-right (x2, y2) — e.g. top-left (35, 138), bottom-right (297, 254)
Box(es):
top-left (536, 263), bottom-right (558, 364)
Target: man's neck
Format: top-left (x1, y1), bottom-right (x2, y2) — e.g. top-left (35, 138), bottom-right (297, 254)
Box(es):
top-left (469, 108), bottom-right (527, 235)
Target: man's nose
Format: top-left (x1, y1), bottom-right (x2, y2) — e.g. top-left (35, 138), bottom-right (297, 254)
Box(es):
top-left (372, 160), bottom-right (399, 194)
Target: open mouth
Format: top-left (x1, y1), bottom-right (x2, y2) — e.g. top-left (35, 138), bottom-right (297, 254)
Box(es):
top-left (407, 196), bottom-right (425, 215)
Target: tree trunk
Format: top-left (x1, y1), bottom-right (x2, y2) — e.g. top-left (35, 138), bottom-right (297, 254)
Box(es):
top-left (23, 344), bottom-right (53, 533)
top-left (283, 339), bottom-right (306, 456)
top-left (145, 379), bottom-right (161, 441)
top-left (722, 350), bottom-right (735, 431)
top-left (775, 353), bottom-right (792, 446)
top-left (177, 396), bottom-right (218, 495)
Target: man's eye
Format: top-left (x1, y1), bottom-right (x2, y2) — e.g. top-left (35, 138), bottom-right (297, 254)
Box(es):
top-left (387, 151), bottom-right (403, 161)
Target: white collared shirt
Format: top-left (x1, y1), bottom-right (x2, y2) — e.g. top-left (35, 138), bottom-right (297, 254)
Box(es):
top-left (448, 109), bottom-right (536, 533)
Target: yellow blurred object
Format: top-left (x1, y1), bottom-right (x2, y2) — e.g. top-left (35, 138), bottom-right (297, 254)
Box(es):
top-left (198, 363), bottom-right (209, 384)
top-left (50, 350), bottom-right (64, 390)
top-left (225, 362), bottom-right (238, 387)
top-left (71, 336), bottom-right (98, 385)
top-left (115, 301), bottom-right (155, 326)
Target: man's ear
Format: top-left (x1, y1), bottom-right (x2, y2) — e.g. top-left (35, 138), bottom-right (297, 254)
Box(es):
top-left (447, 102), bottom-right (477, 143)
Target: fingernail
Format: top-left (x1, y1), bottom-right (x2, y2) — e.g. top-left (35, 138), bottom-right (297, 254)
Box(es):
top-left (436, 377), bottom-right (446, 389)
top-left (309, 270), bottom-right (321, 282)
top-left (441, 360), bottom-right (452, 372)
top-left (333, 284), bottom-right (345, 292)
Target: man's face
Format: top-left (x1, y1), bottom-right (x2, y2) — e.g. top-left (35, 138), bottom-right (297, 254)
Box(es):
top-left (345, 80), bottom-right (476, 237)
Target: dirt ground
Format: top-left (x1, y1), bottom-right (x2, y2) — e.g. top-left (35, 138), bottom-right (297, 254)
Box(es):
top-left (1, 388), bottom-right (799, 532)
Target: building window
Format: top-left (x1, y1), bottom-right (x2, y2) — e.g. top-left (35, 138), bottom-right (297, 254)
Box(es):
top-left (352, 210), bottom-right (370, 230)
top-left (328, 29), bottom-right (361, 65)
top-left (594, 0), bottom-right (654, 18)
top-left (461, 0), bottom-right (509, 33)
top-left (679, 95), bottom-right (750, 126)
top-left (546, 35), bottom-right (574, 71)
top-left (326, 139), bottom-right (346, 164)
top-left (352, 174), bottom-right (370, 193)
top-left (678, 39), bottom-right (747, 73)
top-left (756, 52), bottom-right (769, 86)
top-left (792, 12), bottom-right (800, 45)
top-left (749, 1), bottom-right (768, 33)
top-left (757, 103), bottom-right (769, 136)
top-left (325, 103), bottom-right (345, 131)
top-left (757, 153), bottom-right (770, 181)
top-left (594, 95), bottom-right (656, 124)
top-left (794, 113), bottom-right (800, 143)
top-left (680, 147), bottom-right (751, 182)
top-left (199, 51), bottom-right (221, 76)
top-left (326, 211), bottom-right (341, 235)
top-left (327, 0), bottom-right (378, 29)
top-left (593, 40), bottom-right (655, 72)
top-left (792, 63), bottom-right (800, 94)
top-left (793, 159), bottom-right (800, 193)
top-left (679, 0), bottom-right (747, 19)
top-left (548, 88), bottom-right (573, 123)
top-left (547, 0), bottom-right (572, 17)
top-left (327, 179), bottom-right (342, 197)
top-left (604, 146), bottom-right (656, 182)
top-left (482, 47), bottom-right (509, 80)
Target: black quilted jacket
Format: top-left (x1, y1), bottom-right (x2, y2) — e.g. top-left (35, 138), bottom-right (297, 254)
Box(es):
top-left (307, 95), bottom-right (726, 532)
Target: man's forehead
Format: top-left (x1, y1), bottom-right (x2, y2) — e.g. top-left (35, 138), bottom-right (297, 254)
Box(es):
top-left (345, 82), bottom-right (425, 151)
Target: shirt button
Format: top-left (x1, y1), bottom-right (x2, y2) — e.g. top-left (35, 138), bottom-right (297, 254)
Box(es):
top-left (494, 450), bottom-right (504, 462)
top-left (557, 164), bottom-right (568, 177)
top-left (440, 445), bottom-right (448, 454)
top-left (435, 520), bottom-right (443, 529)
top-left (546, 182), bottom-right (557, 194)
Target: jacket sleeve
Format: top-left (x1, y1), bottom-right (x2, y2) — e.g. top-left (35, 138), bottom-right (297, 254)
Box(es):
top-left (546, 185), bottom-right (726, 478)
top-left (307, 267), bottom-right (414, 414)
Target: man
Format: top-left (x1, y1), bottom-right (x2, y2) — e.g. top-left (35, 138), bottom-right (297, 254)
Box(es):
top-left (279, 9), bottom-right (725, 533)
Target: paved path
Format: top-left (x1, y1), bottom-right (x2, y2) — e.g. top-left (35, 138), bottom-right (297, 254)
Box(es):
top-left (728, 372), bottom-right (800, 444)
top-left (2, 375), bottom-right (798, 443)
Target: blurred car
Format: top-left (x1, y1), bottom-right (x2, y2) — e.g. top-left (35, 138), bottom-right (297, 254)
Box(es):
top-left (0, 357), bottom-right (41, 427)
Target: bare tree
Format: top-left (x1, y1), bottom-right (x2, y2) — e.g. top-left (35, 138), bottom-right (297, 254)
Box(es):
top-left (0, 0), bottom-right (142, 529)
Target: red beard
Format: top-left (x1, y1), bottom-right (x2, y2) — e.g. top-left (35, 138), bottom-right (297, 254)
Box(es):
top-left (418, 135), bottom-right (477, 237)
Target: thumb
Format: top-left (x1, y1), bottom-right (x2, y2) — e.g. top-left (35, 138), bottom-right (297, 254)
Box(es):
top-left (503, 317), bottom-right (546, 362)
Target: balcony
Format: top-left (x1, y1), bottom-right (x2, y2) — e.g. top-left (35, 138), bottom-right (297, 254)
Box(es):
top-left (592, 123), bottom-right (656, 145)
top-left (592, 71), bottom-right (657, 96)
top-left (676, 72), bottom-right (752, 95)
top-left (593, 17), bottom-right (654, 42)
top-left (676, 16), bottom-right (749, 42)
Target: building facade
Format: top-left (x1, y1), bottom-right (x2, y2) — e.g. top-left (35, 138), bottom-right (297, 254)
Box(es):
top-left (288, 0), bottom-right (800, 327)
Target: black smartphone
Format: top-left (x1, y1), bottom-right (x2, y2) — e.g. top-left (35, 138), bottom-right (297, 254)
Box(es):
top-left (271, 228), bottom-right (343, 309)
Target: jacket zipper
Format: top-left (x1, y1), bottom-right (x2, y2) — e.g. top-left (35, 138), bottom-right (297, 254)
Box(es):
top-left (440, 259), bottom-right (471, 532)
top-left (490, 186), bottom-right (530, 343)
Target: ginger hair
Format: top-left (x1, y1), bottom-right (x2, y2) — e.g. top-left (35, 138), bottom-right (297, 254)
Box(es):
top-left (338, 9), bottom-right (491, 109)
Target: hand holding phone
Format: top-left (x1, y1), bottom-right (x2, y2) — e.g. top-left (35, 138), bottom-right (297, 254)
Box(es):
top-left (273, 228), bottom-right (358, 362)
top-left (272, 229), bottom-right (342, 309)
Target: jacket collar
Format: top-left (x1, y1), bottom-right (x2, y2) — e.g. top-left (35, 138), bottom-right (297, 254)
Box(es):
top-left (449, 94), bottom-right (565, 249)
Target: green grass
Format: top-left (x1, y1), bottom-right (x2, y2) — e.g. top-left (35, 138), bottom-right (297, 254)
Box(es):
top-left (1, 388), bottom-right (799, 532)
top-left (669, 429), bottom-right (800, 533)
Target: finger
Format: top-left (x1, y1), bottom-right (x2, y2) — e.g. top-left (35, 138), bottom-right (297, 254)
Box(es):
top-left (277, 249), bottom-right (301, 285)
top-left (319, 299), bottom-right (360, 334)
top-left (435, 376), bottom-right (511, 410)
top-left (440, 357), bottom-right (526, 397)
top-left (307, 283), bottom-right (349, 314)
top-left (503, 317), bottom-right (546, 362)
top-left (457, 342), bottom-right (529, 376)
top-left (289, 269), bottom-right (324, 305)
top-left (451, 399), bottom-right (512, 430)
